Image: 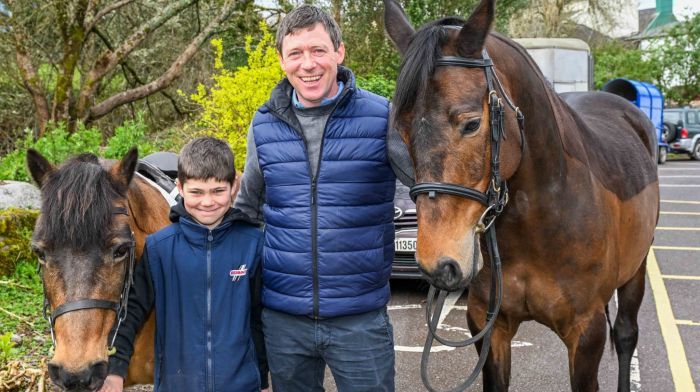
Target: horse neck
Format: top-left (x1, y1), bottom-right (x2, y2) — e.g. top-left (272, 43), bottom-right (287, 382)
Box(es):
top-left (488, 36), bottom-right (570, 187)
top-left (126, 177), bottom-right (172, 258)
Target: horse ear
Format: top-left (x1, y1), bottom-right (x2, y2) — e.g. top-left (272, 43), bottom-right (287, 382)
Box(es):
top-left (26, 149), bottom-right (55, 188)
top-left (110, 148), bottom-right (139, 193)
top-left (383, 0), bottom-right (415, 55)
top-left (457, 0), bottom-right (495, 57)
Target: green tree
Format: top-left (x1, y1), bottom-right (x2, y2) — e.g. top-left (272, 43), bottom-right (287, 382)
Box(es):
top-left (592, 42), bottom-right (663, 90)
top-left (0, 0), bottom-right (248, 137)
top-left (652, 12), bottom-right (700, 105)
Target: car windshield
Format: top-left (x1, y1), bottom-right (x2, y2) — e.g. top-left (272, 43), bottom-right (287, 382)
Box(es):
top-left (664, 111), bottom-right (682, 124)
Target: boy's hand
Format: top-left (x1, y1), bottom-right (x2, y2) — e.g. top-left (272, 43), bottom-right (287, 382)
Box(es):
top-left (261, 388), bottom-right (270, 392)
top-left (99, 375), bottom-right (124, 392)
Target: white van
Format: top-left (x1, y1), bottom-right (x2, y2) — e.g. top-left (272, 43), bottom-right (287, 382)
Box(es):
top-left (514, 38), bottom-right (593, 93)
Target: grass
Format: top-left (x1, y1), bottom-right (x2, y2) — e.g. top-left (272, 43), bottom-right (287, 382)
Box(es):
top-left (0, 261), bottom-right (52, 382)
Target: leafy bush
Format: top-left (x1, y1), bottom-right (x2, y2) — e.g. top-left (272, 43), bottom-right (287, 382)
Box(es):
top-left (356, 73), bottom-right (396, 99)
top-left (104, 114), bottom-right (154, 159)
top-left (0, 332), bottom-right (17, 365)
top-left (188, 22), bottom-right (285, 171)
top-left (0, 123), bottom-right (102, 181)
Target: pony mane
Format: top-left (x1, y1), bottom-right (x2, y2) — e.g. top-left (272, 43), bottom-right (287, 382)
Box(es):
top-left (392, 17), bottom-right (467, 123)
top-left (36, 154), bottom-right (122, 250)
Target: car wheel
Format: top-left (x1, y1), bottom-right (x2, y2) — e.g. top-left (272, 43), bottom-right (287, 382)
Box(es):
top-left (658, 146), bottom-right (667, 164)
top-left (663, 123), bottom-right (676, 143)
top-left (690, 141), bottom-right (700, 161)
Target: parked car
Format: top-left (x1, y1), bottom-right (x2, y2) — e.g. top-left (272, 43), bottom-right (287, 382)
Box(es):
top-left (663, 107), bottom-right (700, 160)
top-left (392, 180), bottom-right (421, 279)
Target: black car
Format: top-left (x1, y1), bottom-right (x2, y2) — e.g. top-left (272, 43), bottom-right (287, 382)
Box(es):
top-left (392, 181), bottom-right (422, 279)
top-left (664, 107), bottom-right (700, 160)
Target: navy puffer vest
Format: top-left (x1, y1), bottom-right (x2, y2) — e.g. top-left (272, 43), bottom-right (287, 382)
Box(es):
top-left (253, 69), bottom-right (395, 318)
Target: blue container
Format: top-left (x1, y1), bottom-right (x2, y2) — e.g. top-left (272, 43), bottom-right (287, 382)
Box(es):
top-left (601, 78), bottom-right (668, 163)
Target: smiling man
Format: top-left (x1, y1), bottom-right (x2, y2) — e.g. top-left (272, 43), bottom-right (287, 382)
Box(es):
top-left (234, 4), bottom-right (414, 392)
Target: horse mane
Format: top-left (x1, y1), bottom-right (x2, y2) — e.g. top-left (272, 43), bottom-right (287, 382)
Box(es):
top-left (36, 154), bottom-right (122, 250)
top-left (392, 16), bottom-right (467, 122)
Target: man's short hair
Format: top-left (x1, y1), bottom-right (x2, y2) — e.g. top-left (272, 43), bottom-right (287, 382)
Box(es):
top-left (177, 137), bottom-right (235, 185)
top-left (276, 4), bottom-right (342, 54)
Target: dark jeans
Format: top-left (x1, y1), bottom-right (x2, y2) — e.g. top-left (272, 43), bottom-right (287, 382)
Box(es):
top-left (262, 307), bottom-right (395, 392)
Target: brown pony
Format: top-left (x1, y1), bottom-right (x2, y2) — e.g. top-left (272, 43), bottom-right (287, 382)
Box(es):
top-left (384, 0), bottom-right (659, 391)
top-left (27, 149), bottom-right (170, 391)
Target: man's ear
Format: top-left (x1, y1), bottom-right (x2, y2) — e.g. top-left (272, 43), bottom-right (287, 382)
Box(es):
top-left (336, 42), bottom-right (346, 64)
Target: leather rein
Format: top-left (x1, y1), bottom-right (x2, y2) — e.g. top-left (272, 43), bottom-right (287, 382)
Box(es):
top-left (409, 48), bottom-right (524, 392)
top-left (40, 206), bottom-right (136, 355)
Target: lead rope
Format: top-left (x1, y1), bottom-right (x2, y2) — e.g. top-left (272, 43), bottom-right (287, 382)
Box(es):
top-left (420, 225), bottom-right (503, 392)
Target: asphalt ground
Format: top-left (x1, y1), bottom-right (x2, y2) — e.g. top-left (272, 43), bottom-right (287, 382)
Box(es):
top-left (319, 159), bottom-right (700, 392)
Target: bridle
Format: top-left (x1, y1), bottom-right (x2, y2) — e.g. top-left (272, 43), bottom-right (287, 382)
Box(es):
top-left (409, 47), bottom-right (525, 392)
top-left (40, 206), bottom-right (136, 355)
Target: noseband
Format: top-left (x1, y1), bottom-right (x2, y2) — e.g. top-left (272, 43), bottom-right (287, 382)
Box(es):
top-left (40, 206), bottom-right (136, 355)
top-left (411, 48), bottom-right (525, 392)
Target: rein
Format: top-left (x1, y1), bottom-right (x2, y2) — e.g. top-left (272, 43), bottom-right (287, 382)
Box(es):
top-left (40, 206), bottom-right (136, 355)
top-left (409, 48), bottom-right (524, 392)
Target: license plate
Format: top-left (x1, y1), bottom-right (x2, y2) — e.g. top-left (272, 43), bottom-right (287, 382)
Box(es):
top-left (395, 238), bottom-right (417, 253)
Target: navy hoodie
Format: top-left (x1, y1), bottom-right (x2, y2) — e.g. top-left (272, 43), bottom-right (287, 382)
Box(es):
top-left (108, 201), bottom-right (268, 391)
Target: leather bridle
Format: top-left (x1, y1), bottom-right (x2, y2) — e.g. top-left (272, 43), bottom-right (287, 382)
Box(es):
top-left (409, 48), bottom-right (525, 392)
top-left (40, 206), bottom-right (136, 355)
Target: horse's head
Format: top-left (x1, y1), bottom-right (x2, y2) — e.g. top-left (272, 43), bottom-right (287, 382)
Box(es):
top-left (384, 0), bottom-right (523, 291)
top-left (27, 149), bottom-right (139, 391)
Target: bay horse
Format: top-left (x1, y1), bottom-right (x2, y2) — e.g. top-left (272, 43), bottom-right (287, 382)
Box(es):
top-left (383, 0), bottom-right (660, 391)
top-left (27, 149), bottom-right (170, 391)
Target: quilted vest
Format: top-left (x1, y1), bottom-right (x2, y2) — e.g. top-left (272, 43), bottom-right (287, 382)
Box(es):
top-left (252, 72), bottom-right (395, 318)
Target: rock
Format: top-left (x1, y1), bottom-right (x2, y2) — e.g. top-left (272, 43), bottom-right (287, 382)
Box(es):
top-left (11, 333), bottom-right (22, 346)
top-left (0, 181), bottom-right (41, 210)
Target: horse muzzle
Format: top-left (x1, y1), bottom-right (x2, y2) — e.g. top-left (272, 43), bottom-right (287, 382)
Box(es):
top-left (48, 360), bottom-right (108, 392)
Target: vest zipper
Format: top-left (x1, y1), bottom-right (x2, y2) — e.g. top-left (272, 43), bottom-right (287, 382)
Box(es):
top-left (206, 229), bottom-right (213, 392)
top-left (267, 88), bottom-right (352, 319)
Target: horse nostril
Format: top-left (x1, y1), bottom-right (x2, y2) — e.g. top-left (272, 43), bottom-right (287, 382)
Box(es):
top-left (47, 362), bottom-right (61, 384)
top-left (435, 257), bottom-right (464, 290)
top-left (48, 361), bottom-right (97, 390)
top-left (89, 361), bottom-right (109, 389)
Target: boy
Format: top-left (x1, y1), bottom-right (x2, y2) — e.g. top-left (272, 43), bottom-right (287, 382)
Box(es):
top-left (100, 137), bottom-right (268, 392)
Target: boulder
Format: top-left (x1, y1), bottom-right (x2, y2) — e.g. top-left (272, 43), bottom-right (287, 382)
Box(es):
top-left (0, 208), bottom-right (39, 277)
top-left (0, 181), bottom-right (41, 210)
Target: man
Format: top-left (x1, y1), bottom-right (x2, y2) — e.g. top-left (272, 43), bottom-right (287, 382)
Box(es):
top-left (234, 5), bottom-right (413, 391)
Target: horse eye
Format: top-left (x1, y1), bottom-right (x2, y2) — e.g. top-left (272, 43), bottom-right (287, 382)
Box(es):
top-left (462, 119), bottom-right (481, 135)
top-left (113, 244), bottom-right (130, 261)
top-left (32, 246), bottom-right (46, 262)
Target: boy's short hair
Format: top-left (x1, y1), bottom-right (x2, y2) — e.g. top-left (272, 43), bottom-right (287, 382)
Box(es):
top-left (276, 4), bottom-right (342, 54)
top-left (177, 137), bottom-right (235, 185)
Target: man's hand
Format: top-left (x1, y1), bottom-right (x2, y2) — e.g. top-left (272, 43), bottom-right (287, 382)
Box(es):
top-left (98, 375), bottom-right (124, 392)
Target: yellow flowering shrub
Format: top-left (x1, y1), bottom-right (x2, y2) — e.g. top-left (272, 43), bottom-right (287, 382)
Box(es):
top-left (190, 22), bottom-right (285, 171)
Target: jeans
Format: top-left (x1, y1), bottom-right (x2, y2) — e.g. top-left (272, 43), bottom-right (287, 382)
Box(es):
top-left (262, 307), bottom-right (395, 392)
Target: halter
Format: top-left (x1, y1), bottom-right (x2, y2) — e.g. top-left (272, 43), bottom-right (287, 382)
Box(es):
top-left (410, 48), bottom-right (525, 392)
top-left (40, 206), bottom-right (136, 355)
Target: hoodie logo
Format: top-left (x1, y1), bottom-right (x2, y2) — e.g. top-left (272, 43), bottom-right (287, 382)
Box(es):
top-left (229, 264), bottom-right (247, 282)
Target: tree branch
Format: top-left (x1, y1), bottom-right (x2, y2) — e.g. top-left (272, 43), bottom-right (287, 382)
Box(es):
top-left (93, 27), bottom-right (185, 116)
top-left (84, 0), bottom-right (135, 34)
top-left (10, 26), bottom-right (50, 137)
top-left (86, 0), bottom-right (238, 122)
top-left (77, 0), bottom-right (197, 118)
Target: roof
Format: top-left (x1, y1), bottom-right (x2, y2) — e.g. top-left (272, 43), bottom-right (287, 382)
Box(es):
top-left (513, 38), bottom-right (591, 52)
